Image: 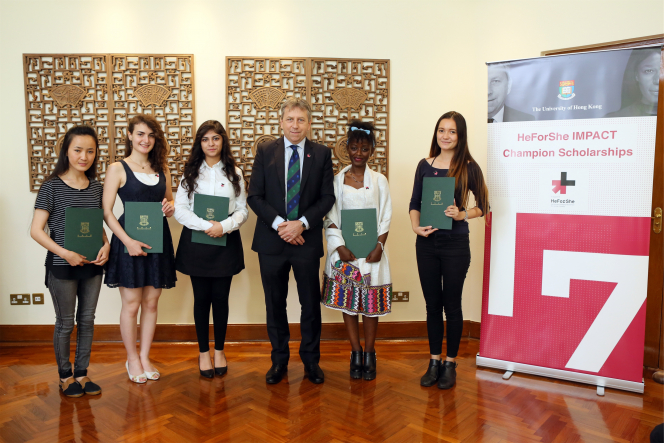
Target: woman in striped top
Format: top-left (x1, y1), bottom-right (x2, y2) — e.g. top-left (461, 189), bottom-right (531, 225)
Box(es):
top-left (31, 125), bottom-right (109, 398)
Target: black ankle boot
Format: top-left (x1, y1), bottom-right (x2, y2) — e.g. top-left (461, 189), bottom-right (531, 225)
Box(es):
top-left (437, 361), bottom-right (457, 389)
top-left (350, 349), bottom-right (363, 379)
top-left (420, 359), bottom-right (441, 387)
top-left (363, 352), bottom-right (376, 380)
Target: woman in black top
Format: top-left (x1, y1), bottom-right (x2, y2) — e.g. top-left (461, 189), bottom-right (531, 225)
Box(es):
top-left (174, 120), bottom-right (248, 378)
top-left (103, 114), bottom-right (177, 383)
top-left (409, 111), bottom-right (489, 390)
top-left (31, 125), bottom-right (109, 398)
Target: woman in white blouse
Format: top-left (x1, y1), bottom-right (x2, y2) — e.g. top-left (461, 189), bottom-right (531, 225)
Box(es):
top-left (174, 120), bottom-right (248, 378)
top-left (321, 120), bottom-right (392, 381)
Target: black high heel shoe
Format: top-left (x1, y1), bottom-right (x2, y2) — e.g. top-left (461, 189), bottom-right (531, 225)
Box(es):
top-left (350, 348), bottom-right (363, 379)
top-left (363, 352), bottom-right (376, 380)
top-left (199, 355), bottom-right (214, 379)
top-left (214, 351), bottom-right (228, 376)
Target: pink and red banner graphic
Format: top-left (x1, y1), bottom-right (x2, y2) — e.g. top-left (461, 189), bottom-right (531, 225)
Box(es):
top-left (480, 46), bottom-right (662, 392)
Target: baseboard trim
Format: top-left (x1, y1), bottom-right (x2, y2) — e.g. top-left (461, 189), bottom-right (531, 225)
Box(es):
top-left (0, 320), bottom-right (481, 343)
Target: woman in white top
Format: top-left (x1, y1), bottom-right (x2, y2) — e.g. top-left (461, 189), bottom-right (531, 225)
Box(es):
top-left (321, 120), bottom-right (392, 381)
top-left (174, 120), bottom-right (248, 378)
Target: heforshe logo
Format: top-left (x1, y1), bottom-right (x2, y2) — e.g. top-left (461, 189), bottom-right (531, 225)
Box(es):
top-left (558, 80), bottom-right (575, 100)
top-left (552, 172), bottom-right (575, 194)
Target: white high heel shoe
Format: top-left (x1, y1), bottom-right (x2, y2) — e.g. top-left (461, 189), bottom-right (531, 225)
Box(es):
top-left (126, 361), bottom-right (147, 384)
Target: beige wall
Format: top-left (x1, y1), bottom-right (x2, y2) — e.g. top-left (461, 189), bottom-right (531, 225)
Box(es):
top-left (1, 0), bottom-right (662, 326)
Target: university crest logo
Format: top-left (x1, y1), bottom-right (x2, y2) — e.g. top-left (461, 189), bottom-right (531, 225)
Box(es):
top-left (558, 80), bottom-right (575, 100)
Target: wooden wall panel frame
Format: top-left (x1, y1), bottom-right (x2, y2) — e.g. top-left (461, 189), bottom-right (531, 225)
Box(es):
top-left (543, 36), bottom-right (664, 374)
top-left (226, 56), bottom-right (390, 181)
top-left (22, 53), bottom-right (196, 191)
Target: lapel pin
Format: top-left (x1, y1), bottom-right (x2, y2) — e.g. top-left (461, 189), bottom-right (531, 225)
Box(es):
top-left (434, 171), bottom-right (438, 175)
top-left (221, 183), bottom-right (225, 187)
top-left (307, 154), bottom-right (311, 157)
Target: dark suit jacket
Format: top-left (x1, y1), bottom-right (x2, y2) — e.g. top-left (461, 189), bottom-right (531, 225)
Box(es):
top-left (503, 105), bottom-right (536, 122)
top-left (247, 137), bottom-right (335, 258)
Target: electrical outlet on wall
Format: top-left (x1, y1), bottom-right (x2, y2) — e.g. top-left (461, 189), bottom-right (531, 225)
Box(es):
top-left (392, 291), bottom-right (409, 302)
top-left (10, 294), bottom-right (31, 305)
top-left (32, 293), bottom-right (44, 305)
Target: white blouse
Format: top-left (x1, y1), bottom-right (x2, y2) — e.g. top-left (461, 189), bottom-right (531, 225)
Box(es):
top-left (174, 161), bottom-right (248, 234)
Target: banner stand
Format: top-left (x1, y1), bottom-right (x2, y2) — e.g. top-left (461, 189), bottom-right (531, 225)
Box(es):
top-left (476, 354), bottom-right (645, 395)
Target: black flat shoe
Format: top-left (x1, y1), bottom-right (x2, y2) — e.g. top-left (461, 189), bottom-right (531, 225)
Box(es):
top-left (304, 363), bottom-right (324, 384)
top-left (59, 378), bottom-right (84, 398)
top-left (437, 361), bottom-right (457, 390)
top-left (199, 355), bottom-right (214, 379)
top-left (266, 364), bottom-right (288, 384)
top-left (78, 377), bottom-right (101, 395)
top-left (363, 352), bottom-right (376, 381)
top-left (420, 359), bottom-right (441, 387)
top-left (214, 366), bottom-right (227, 377)
top-left (350, 349), bottom-right (363, 379)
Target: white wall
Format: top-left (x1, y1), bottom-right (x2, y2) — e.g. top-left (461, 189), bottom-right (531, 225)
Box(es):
top-left (1, 0), bottom-right (662, 325)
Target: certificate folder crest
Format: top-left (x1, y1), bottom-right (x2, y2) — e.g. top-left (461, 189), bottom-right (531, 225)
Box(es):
top-left (420, 177), bottom-right (455, 230)
top-left (341, 208), bottom-right (378, 259)
top-left (124, 202), bottom-right (163, 253)
top-left (191, 194), bottom-right (229, 246)
top-left (64, 208), bottom-right (104, 260)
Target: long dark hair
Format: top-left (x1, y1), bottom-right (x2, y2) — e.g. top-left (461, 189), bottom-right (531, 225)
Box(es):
top-left (429, 111), bottom-right (490, 218)
top-left (182, 120), bottom-right (243, 198)
top-left (44, 125), bottom-right (99, 183)
top-left (125, 114), bottom-right (169, 173)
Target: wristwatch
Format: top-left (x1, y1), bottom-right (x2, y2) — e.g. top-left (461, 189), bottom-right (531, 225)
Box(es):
top-left (301, 221), bottom-right (307, 230)
top-left (463, 210), bottom-right (469, 222)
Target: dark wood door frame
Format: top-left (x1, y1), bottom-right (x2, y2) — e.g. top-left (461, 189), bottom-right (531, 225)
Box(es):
top-left (543, 35), bottom-right (664, 377)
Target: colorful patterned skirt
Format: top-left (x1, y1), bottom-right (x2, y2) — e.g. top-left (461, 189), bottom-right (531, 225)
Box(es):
top-left (321, 260), bottom-right (392, 317)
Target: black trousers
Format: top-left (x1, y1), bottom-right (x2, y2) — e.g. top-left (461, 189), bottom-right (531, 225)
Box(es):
top-left (415, 233), bottom-right (471, 358)
top-left (258, 246), bottom-right (322, 365)
top-left (190, 275), bottom-right (233, 353)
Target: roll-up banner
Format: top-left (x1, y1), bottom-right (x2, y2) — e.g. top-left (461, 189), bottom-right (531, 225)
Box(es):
top-left (478, 46), bottom-right (662, 394)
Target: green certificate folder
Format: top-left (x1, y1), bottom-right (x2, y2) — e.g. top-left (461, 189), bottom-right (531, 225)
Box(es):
top-left (341, 208), bottom-right (378, 259)
top-left (420, 177), bottom-right (456, 230)
top-left (191, 194), bottom-right (230, 247)
top-left (64, 208), bottom-right (104, 260)
top-left (124, 202), bottom-right (163, 254)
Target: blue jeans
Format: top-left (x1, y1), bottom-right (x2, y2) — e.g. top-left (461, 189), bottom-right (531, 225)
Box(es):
top-left (47, 272), bottom-right (102, 379)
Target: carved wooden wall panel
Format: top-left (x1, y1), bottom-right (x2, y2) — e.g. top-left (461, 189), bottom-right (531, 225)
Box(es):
top-left (109, 55), bottom-right (195, 189)
top-left (23, 55), bottom-right (111, 192)
top-left (23, 54), bottom-right (195, 191)
top-left (226, 57), bottom-right (389, 180)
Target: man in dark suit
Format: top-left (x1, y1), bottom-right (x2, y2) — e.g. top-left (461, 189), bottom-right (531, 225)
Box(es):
top-left (247, 98), bottom-right (335, 384)
top-left (488, 63), bottom-right (535, 123)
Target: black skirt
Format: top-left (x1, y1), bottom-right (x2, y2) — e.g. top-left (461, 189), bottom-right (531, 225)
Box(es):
top-left (175, 227), bottom-right (245, 278)
top-left (105, 216), bottom-right (177, 289)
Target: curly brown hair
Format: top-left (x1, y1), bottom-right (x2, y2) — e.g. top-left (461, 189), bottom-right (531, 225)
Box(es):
top-left (125, 114), bottom-right (169, 173)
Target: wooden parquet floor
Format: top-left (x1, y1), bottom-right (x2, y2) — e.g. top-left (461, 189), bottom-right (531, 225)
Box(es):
top-left (0, 339), bottom-right (662, 443)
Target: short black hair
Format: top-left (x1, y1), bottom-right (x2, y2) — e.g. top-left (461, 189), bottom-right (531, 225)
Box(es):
top-left (347, 119), bottom-right (376, 147)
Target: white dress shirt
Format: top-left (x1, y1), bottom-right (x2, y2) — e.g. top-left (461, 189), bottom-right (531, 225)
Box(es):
top-left (271, 136), bottom-right (309, 231)
top-left (174, 160), bottom-right (248, 234)
top-left (490, 106), bottom-right (505, 123)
